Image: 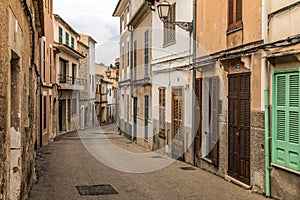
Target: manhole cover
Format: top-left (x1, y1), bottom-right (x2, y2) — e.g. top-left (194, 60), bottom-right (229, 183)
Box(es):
top-left (180, 167), bottom-right (196, 171)
top-left (76, 184), bottom-right (118, 196)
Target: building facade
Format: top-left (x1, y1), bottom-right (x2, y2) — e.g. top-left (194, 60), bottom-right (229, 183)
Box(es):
top-left (95, 64), bottom-right (118, 125)
top-left (128, 1), bottom-right (153, 148)
top-left (113, 0), bottom-right (133, 139)
top-left (79, 35), bottom-right (97, 128)
top-left (0, 0), bottom-right (43, 199)
top-left (266, 0), bottom-right (300, 199)
top-left (53, 14), bottom-right (85, 133)
top-left (194, 0), bottom-right (265, 194)
top-left (40, 0), bottom-right (59, 146)
top-left (77, 40), bottom-right (89, 129)
top-left (151, 0), bottom-right (194, 161)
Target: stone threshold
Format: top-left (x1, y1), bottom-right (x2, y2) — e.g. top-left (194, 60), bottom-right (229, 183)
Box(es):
top-left (224, 175), bottom-right (251, 190)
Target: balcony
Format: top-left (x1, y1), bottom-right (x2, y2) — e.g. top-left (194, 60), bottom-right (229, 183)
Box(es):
top-left (58, 74), bottom-right (85, 91)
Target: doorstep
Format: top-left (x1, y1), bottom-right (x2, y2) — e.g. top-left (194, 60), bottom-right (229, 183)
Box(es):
top-left (224, 175), bottom-right (251, 190)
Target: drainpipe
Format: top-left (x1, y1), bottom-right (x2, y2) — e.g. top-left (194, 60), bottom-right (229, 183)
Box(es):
top-left (191, 0), bottom-right (196, 165)
top-left (262, 0), bottom-right (271, 197)
top-left (264, 90), bottom-right (270, 198)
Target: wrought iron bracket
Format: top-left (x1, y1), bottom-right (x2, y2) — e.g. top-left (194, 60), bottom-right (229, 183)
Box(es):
top-left (173, 21), bottom-right (193, 32)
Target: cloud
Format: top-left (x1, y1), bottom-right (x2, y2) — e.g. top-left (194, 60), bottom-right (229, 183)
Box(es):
top-left (53, 0), bottom-right (120, 65)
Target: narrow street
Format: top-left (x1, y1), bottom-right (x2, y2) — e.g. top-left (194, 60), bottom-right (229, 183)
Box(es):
top-left (29, 124), bottom-right (266, 200)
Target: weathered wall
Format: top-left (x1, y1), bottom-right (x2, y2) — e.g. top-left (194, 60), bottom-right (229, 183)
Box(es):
top-left (0, 0), bottom-right (41, 199)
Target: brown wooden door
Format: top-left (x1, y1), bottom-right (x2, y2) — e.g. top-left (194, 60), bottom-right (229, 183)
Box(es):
top-left (228, 72), bottom-right (251, 185)
top-left (171, 88), bottom-right (184, 161)
top-left (194, 78), bottom-right (202, 157)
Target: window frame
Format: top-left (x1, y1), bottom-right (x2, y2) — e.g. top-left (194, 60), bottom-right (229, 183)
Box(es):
top-left (272, 67), bottom-right (300, 172)
top-left (58, 26), bottom-right (63, 43)
top-left (159, 87), bottom-right (166, 138)
top-left (227, 0), bottom-right (243, 32)
top-left (163, 3), bottom-right (176, 45)
top-left (144, 30), bottom-right (149, 78)
top-left (65, 32), bottom-right (69, 46)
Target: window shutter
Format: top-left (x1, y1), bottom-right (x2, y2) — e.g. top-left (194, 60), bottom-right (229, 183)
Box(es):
top-left (236, 0), bottom-right (242, 26)
top-left (211, 76), bottom-right (219, 166)
top-left (228, 0), bottom-right (234, 28)
top-left (273, 72), bottom-right (300, 171)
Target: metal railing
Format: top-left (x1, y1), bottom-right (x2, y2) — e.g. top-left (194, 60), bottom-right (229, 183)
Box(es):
top-left (58, 74), bottom-right (84, 85)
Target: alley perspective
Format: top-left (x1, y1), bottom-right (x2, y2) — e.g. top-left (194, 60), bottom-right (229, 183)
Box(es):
top-left (0, 0), bottom-right (300, 200)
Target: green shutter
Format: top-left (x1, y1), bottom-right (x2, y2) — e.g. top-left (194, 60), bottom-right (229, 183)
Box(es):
top-left (273, 69), bottom-right (300, 172)
top-left (59, 27), bottom-right (63, 43)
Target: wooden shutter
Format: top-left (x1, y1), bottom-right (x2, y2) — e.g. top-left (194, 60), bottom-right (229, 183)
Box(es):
top-left (159, 88), bottom-right (166, 137)
top-left (273, 72), bottom-right (300, 171)
top-left (236, 0), bottom-right (242, 26)
top-left (211, 76), bottom-right (219, 166)
top-left (228, 0), bottom-right (234, 29)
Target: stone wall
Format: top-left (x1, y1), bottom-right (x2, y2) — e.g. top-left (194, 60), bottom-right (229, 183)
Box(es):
top-left (0, 0), bottom-right (41, 199)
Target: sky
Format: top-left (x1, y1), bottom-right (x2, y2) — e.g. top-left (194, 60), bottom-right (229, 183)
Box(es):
top-left (53, 0), bottom-right (120, 66)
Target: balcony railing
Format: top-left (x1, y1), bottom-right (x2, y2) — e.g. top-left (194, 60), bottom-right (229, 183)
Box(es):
top-left (58, 74), bottom-right (84, 85)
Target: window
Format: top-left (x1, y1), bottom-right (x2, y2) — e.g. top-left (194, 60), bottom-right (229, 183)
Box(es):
top-left (121, 43), bottom-right (125, 69)
top-left (163, 3), bottom-right (176, 45)
top-left (272, 68), bottom-right (300, 172)
top-left (126, 6), bottom-right (130, 25)
top-left (228, 0), bottom-right (242, 31)
top-left (92, 75), bottom-right (95, 92)
top-left (127, 40), bottom-right (130, 67)
top-left (109, 89), bottom-right (111, 96)
top-left (144, 30), bottom-right (149, 77)
top-left (59, 59), bottom-right (67, 83)
top-left (201, 77), bottom-right (219, 166)
top-left (42, 40), bottom-right (46, 81)
top-left (72, 64), bottom-right (76, 85)
top-left (72, 99), bottom-right (77, 114)
top-left (121, 15), bottom-right (124, 32)
top-left (59, 26), bottom-right (63, 43)
top-left (50, 46), bottom-right (52, 83)
top-left (43, 96), bottom-right (47, 130)
top-left (133, 40), bottom-right (137, 80)
top-left (159, 88), bottom-right (166, 138)
top-left (65, 32), bottom-right (69, 45)
top-left (71, 37), bottom-right (75, 49)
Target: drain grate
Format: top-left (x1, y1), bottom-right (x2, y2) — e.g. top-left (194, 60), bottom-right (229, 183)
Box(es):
top-left (151, 156), bottom-right (163, 159)
top-left (180, 167), bottom-right (196, 171)
top-left (76, 184), bottom-right (118, 196)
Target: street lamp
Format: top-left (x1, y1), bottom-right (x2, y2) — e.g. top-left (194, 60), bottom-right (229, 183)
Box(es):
top-left (157, 0), bottom-right (193, 32)
top-left (157, 0), bottom-right (171, 22)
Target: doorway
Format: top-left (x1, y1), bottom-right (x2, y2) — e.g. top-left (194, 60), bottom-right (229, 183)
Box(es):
top-left (228, 72), bottom-right (251, 185)
top-left (171, 88), bottom-right (184, 161)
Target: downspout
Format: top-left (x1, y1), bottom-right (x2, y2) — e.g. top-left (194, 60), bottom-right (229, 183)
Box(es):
top-left (262, 0), bottom-right (270, 197)
top-left (191, 0), bottom-right (196, 165)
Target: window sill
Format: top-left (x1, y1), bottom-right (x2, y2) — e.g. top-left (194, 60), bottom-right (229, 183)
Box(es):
top-left (202, 157), bottom-right (213, 164)
top-left (226, 26), bottom-right (243, 35)
top-left (271, 163), bottom-right (300, 176)
top-left (158, 133), bottom-right (166, 139)
top-left (163, 40), bottom-right (176, 48)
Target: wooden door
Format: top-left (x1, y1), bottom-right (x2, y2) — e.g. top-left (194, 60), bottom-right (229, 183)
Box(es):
top-left (194, 78), bottom-right (202, 157)
top-left (133, 97), bottom-right (138, 141)
top-left (228, 72), bottom-right (251, 185)
top-left (171, 88), bottom-right (184, 160)
top-left (144, 95), bottom-right (149, 140)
